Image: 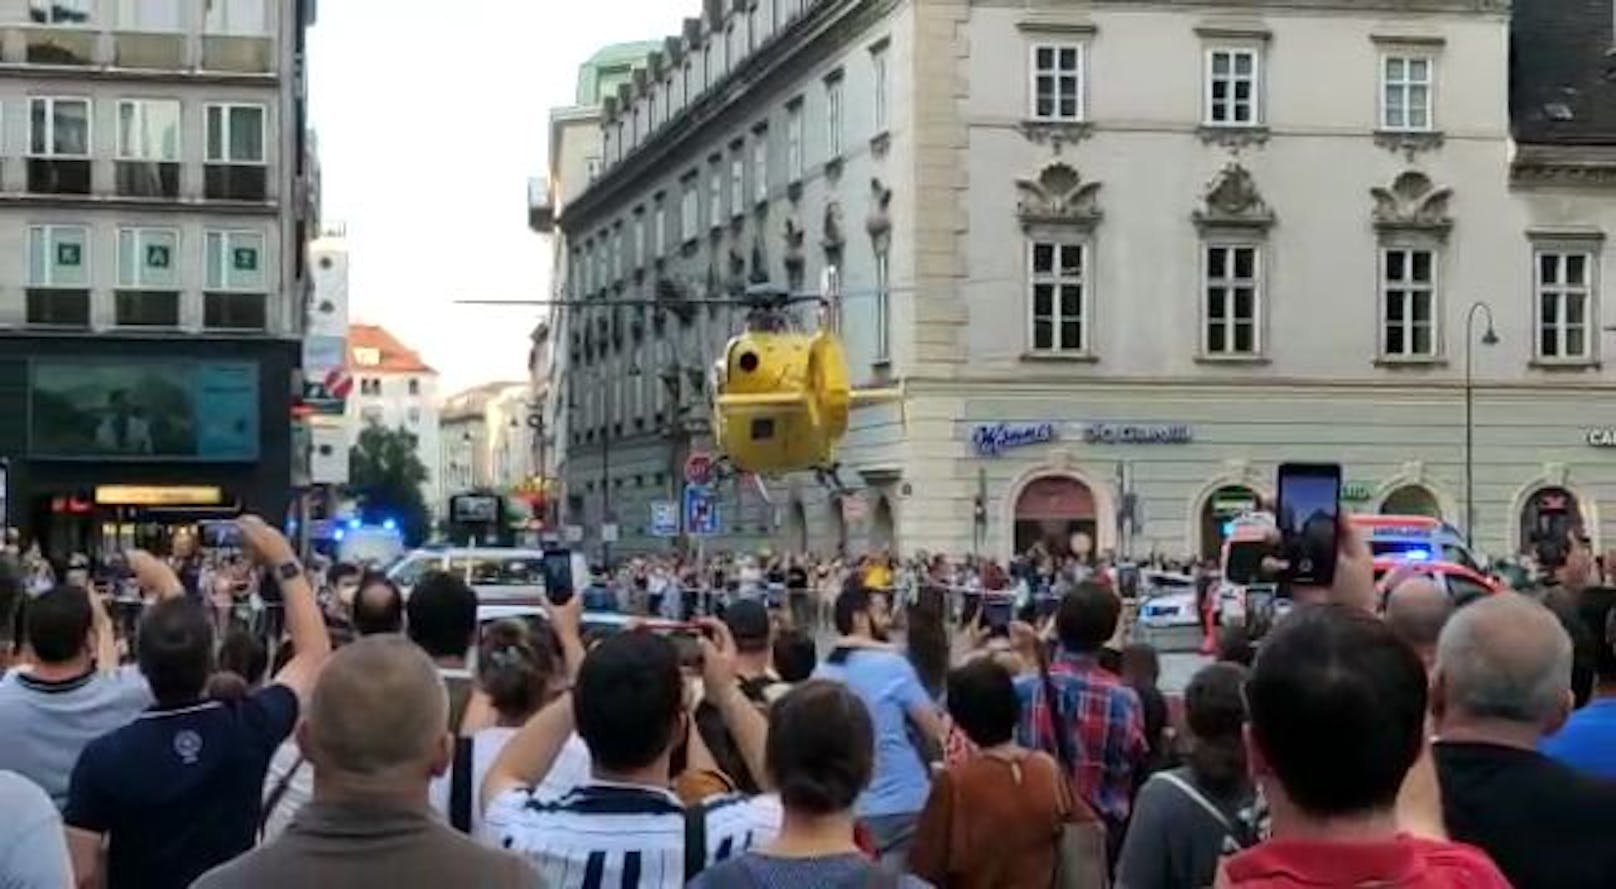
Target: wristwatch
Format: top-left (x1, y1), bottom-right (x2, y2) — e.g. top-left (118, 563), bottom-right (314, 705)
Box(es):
top-left (273, 560), bottom-right (303, 583)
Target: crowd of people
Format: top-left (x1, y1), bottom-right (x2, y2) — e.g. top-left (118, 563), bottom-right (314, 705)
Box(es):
top-left (3, 515), bottom-right (1616, 888)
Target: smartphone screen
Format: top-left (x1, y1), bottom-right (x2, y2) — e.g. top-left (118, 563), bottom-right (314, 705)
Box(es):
top-left (541, 549), bottom-right (574, 605)
top-left (199, 520), bottom-right (242, 549)
top-left (1224, 540), bottom-right (1267, 586)
top-left (983, 598), bottom-right (1013, 637)
top-left (1277, 463), bottom-right (1342, 587)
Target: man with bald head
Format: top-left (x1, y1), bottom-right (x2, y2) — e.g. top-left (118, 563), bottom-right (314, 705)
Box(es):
top-left (1432, 593), bottom-right (1616, 889)
top-left (194, 636), bottom-right (537, 888)
top-left (1383, 575), bottom-right (1453, 670)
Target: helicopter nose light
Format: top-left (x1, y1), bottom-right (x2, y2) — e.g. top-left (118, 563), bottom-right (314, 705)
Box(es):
top-left (738, 351), bottom-right (760, 373)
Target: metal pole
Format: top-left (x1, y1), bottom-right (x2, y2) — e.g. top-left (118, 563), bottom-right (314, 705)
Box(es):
top-left (602, 308), bottom-right (613, 570)
top-left (1464, 301), bottom-right (1497, 548)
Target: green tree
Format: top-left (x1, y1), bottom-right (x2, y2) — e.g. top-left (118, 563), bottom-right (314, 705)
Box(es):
top-left (348, 423), bottom-right (433, 545)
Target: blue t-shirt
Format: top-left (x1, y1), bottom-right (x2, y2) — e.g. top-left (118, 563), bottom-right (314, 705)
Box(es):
top-left (690, 852), bottom-right (933, 889)
top-left (814, 648), bottom-right (934, 818)
top-left (1541, 698), bottom-right (1616, 781)
top-left (64, 685), bottom-right (299, 889)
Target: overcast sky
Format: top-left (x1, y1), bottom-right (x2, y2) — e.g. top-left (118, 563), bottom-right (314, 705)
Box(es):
top-left (308, 0), bottom-right (690, 394)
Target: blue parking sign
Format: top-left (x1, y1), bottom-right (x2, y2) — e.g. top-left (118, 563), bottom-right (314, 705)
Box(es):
top-left (650, 501), bottom-right (679, 538)
top-left (684, 485), bottom-right (719, 536)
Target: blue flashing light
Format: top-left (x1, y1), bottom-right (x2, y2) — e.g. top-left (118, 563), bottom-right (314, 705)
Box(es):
top-left (1403, 548), bottom-right (1432, 562)
top-left (382, 518), bottom-right (398, 532)
top-left (333, 528), bottom-right (346, 542)
top-left (347, 518), bottom-right (362, 531)
top-left (1221, 521), bottom-right (1236, 537)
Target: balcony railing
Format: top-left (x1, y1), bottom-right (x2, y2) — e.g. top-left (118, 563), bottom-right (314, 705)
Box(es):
top-left (27, 158), bottom-right (91, 195)
top-left (115, 161), bottom-right (181, 199)
top-left (26, 288), bottom-right (90, 327)
top-left (204, 164), bottom-right (268, 201)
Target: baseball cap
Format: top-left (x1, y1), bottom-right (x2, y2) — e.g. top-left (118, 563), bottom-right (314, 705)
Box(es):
top-left (723, 598), bottom-right (771, 646)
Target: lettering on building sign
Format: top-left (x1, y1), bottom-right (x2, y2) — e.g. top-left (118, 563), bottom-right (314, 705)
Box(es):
top-left (1587, 428), bottom-right (1616, 448)
top-left (1083, 423), bottom-right (1194, 445)
top-left (971, 422), bottom-right (1058, 457)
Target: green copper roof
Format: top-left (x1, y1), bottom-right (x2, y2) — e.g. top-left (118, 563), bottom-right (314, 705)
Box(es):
top-left (576, 39), bottom-right (663, 105)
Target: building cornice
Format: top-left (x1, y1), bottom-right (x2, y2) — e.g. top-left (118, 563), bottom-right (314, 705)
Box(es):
top-left (1511, 144), bottom-right (1616, 190)
top-left (0, 194), bottom-right (282, 216)
top-left (972, 0), bottom-right (1505, 14)
top-left (563, 0), bottom-right (896, 232)
top-left (0, 62), bottom-right (279, 87)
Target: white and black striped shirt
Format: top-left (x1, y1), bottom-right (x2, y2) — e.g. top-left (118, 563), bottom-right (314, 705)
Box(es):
top-left (482, 781), bottom-right (782, 889)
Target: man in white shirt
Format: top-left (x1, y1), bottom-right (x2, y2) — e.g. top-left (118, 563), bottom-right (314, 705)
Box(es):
top-left (481, 607), bottom-right (780, 888)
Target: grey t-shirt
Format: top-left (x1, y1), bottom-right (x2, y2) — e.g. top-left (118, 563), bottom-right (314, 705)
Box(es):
top-left (0, 769), bottom-right (73, 889)
top-left (1115, 767), bottom-right (1256, 889)
top-left (0, 667), bottom-right (152, 808)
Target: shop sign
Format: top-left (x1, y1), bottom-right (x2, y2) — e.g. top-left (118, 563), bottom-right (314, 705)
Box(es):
top-left (971, 422), bottom-right (1058, 457)
top-left (1083, 423), bottom-right (1193, 445)
top-left (94, 485), bottom-right (223, 506)
top-left (1586, 428), bottom-right (1616, 447)
top-left (1342, 482), bottom-right (1375, 503)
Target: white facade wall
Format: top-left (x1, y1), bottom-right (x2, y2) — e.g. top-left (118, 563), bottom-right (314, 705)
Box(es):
top-left (347, 370), bottom-right (442, 514)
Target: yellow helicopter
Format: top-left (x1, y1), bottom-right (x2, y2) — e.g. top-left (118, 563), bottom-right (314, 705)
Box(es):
top-left (711, 285), bottom-right (901, 484)
top-left (456, 284), bottom-right (901, 487)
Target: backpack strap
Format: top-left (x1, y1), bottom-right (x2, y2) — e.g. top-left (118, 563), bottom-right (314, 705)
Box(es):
top-left (1154, 771), bottom-right (1233, 833)
top-left (449, 736), bottom-right (475, 834)
top-left (684, 799), bottom-right (709, 882)
top-left (259, 752), bottom-right (305, 836)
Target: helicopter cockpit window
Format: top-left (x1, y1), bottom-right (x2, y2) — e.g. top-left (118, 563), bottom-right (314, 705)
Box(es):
top-left (751, 417), bottom-right (776, 440)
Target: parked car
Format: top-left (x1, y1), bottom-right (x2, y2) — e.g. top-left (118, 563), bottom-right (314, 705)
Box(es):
top-left (1350, 514), bottom-right (1483, 572)
top-left (387, 546), bottom-right (589, 606)
top-left (1135, 571), bottom-right (1202, 651)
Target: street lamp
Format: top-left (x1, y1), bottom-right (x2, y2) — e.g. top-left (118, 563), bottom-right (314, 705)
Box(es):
top-left (1464, 301), bottom-right (1500, 547)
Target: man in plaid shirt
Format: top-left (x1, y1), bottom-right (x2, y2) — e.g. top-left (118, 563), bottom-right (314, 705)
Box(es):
top-left (1013, 582), bottom-right (1146, 858)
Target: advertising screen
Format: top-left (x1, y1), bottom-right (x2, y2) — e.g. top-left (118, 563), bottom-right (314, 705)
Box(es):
top-left (30, 360), bottom-right (259, 460)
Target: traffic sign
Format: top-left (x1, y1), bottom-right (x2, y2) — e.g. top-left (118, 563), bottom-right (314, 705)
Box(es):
top-left (684, 452), bottom-right (715, 487)
top-left (650, 501), bottom-right (679, 537)
top-left (601, 522), bottom-right (620, 543)
top-left (684, 485), bottom-right (719, 536)
top-left (564, 524), bottom-right (584, 543)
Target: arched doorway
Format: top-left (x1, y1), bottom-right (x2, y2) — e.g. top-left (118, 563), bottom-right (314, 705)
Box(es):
top-left (1520, 487), bottom-right (1584, 559)
top-left (1014, 476), bottom-right (1096, 559)
top-left (871, 496), bottom-right (895, 553)
top-left (784, 500), bottom-right (808, 555)
top-left (1381, 485), bottom-right (1442, 519)
top-left (1199, 485), bottom-right (1261, 561)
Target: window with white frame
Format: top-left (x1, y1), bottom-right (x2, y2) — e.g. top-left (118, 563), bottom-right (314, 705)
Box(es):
top-left (786, 99), bottom-right (804, 181)
top-left (752, 126), bottom-right (769, 204)
top-left (727, 22), bottom-right (740, 72)
top-left (1203, 244), bottom-right (1260, 356)
top-left (703, 44), bottom-right (713, 90)
top-left (611, 224), bottom-right (624, 280)
top-left (826, 72), bottom-right (844, 158)
top-left (1535, 249), bottom-right (1594, 361)
top-left (118, 0), bottom-right (183, 30)
top-left (747, 4), bottom-right (758, 51)
top-left (116, 99), bottom-right (180, 160)
top-left (29, 97), bottom-right (91, 156)
top-left (708, 161), bottom-right (724, 228)
top-left (203, 0), bottom-right (268, 35)
top-left (871, 43), bottom-right (890, 132)
top-left (874, 248), bottom-right (891, 362)
top-left (1381, 55), bottom-right (1433, 131)
top-left (1381, 247), bottom-right (1437, 358)
top-left (632, 211), bottom-right (646, 269)
top-left (1031, 44), bottom-right (1082, 121)
top-left (653, 195), bottom-right (667, 259)
top-left (116, 228), bottom-right (181, 326)
top-left (205, 103), bottom-right (265, 163)
top-left (27, 225), bottom-right (89, 287)
top-left (1029, 241), bottom-right (1086, 353)
top-left (730, 150), bottom-right (745, 218)
top-left (203, 230), bottom-right (267, 330)
top-left (31, 0), bottom-right (90, 24)
top-left (1205, 48), bottom-right (1261, 126)
top-left (681, 176), bottom-right (699, 241)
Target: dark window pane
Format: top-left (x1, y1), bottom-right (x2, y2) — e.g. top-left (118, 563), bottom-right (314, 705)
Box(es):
top-left (1058, 48), bottom-right (1076, 69)
top-left (1387, 292), bottom-right (1406, 322)
top-left (1234, 322), bottom-right (1254, 353)
top-left (1208, 323), bottom-right (1226, 353)
top-left (1033, 283), bottom-right (1054, 315)
top-left (1387, 326), bottom-right (1405, 354)
top-left (1541, 293), bottom-right (1559, 324)
top-left (1412, 294), bottom-right (1431, 322)
top-left (1568, 327), bottom-right (1586, 356)
top-left (1566, 254), bottom-right (1586, 285)
top-left (1060, 244), bottom-right (1081, 271)
top-left (1060, 285), bottom-right (1081, 316)
top-left (1208, 247), bottom-right (1227, 279)
top-left (1059, 96), bottom-right (1076, 118)
top-left (26, 288), bottom-right (90, 327)
top-left (1541, 328), bottom-right (1558, 357)
top-left (115, 290), bottom-right (180, 327)
top-left (1234, 287), bottom-right (1253, 318)
top-left (1036, 96), bottom-right (1054, 117)
top-left (1386, 250), bottom-right (1406, 281)
top-left (1060, 321), bottom-right (1081, 350)
top-left (1234, 81), bottom-right (1252, 101)
top-left (1033, 243), bottom-right (1054, 273)
top-left (1540, 253), bottom-right (1559, 285)
top-left (204, 291), bottom-right (267, 331)
top-left (1411, 250), bottom-right (1432, 282)
top-left (1234, 247), bottom-right (1255, 279)
top-left (1034, 320), bottom-right (1053, 350)
top-left (1036, 47), bottom-right (1053, 68)
top-left (1412, 325), bottom-right (1431, 355)
top-left (1212, 54), bottom-right (1230, 76)
top-left (1567, 293), bottom-right (1586, 323)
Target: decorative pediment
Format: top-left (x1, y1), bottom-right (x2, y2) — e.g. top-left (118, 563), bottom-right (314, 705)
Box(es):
top-left (782, 216), bottom-right (805, 269)
top-left (1371, 171), bottom-right (1453, 237)
top-left (866, 178), bottom-right (894, 241)
top-left (1193, 163), bottom-right (1274, 232)
top-left (822, 201), bottom-right (845, 251)
top-left (1015, 163), bottom-right (1102, 230)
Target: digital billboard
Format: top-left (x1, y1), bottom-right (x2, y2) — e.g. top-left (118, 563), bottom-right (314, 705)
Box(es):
top-left (29, 360), bottom-right (260, 460)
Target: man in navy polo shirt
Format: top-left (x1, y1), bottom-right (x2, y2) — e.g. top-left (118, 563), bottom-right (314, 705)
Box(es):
top-left (64, 516), bottom-right (332, 889)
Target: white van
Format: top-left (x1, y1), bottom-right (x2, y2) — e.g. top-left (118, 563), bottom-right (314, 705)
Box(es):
top-left (386, 547), bottom-right (582, 605)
